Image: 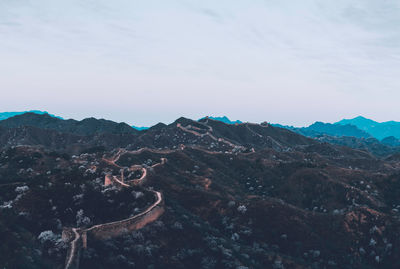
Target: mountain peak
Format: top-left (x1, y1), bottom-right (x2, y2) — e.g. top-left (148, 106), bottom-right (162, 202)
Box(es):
top-left (200, 116), bottom-right (242, 125)
top-left (0, 110), bottom-right (63, 121)
top-left (0, 112), bottom-right (137, 135)
top-left (353, 116), bottom-right (368, 120)
top-left (336, 116), bottom-right (376, 125)
top-left (335, 116), bottom-right (400, 140)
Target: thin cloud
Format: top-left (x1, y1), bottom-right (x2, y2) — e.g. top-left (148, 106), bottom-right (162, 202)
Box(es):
top-left (0, 0), bottom-right (399, 126)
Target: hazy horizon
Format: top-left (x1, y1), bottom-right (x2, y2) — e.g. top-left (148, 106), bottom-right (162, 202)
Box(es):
top-left (1, 110), bottom-right (398, 129)
top-left (1, 0), bottom-right (399, 126)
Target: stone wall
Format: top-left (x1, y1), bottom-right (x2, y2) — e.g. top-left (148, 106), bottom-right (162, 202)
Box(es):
top-left (62, 227), bottom-right (74, 242)
top-left (63, 153), bottom-right (165, 269)
top-left (64, 229), bottom-right (82, 269)
top-left (86, 205), bottom-right (164, 240)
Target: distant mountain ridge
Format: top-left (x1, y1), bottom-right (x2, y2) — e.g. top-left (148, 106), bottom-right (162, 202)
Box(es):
top-left (335, 116), bottom-right (400, 140)
top-left (3, 112), bottom-right (400, 146)
top-left (1, 112), bottom-right (400, 158)
top-left (200, 116), bottom-right (242, 125)
top-left (0, 110), bottom-right (62, 120)
top-left (273, 122), bottom-right (372, 139)
top-left (275, 116), bottom-right (400, 141)
top-left (308, 121), bottom-right (372, 138)
top-left (132, 125), bottom-right (149, 131)
top-left (0, 112), bottom-right (137, 136)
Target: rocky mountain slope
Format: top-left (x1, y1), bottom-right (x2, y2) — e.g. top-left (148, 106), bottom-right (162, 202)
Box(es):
top-left (1, 114), bottom-right (400, 269)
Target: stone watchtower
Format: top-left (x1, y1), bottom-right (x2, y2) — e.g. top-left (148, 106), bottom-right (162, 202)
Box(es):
top-left (104, 174), bottom-right (113, 186)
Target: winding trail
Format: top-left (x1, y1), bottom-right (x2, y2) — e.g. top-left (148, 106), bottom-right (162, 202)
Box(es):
top-left (64, 150), bottom-right (166, 269)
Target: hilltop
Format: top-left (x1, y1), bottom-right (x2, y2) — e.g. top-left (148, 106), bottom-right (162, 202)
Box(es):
top-left (200, 116), bottom-right (243, 125)
top-left (0, 112), bottom-right (137, 136)
top-left (0, 110), bottom-right (62, 121)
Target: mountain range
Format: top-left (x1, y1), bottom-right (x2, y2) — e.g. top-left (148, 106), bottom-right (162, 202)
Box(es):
top-left (131, 116), bottom-right (242, 130)
top-left (336, 116), bottom-right (400, 140)
top-left (1, 112), bottom-right (400, 268)
top-left (274, 116), bottom-right (400, 142)
top-left (0, 110), bottom-right (62, 121)
top-left (1, 111), bottom-right (400, 159)
top-left (0, 112), bottom-right (136, 136)
top-left (3, 111), bottom-right (400, 139)
top-left (2, 111), bottom-right (400, 155)
top-left (273, 121), bottom-right (372, 139)
top-left (204, 116), bottom-right (400, 142)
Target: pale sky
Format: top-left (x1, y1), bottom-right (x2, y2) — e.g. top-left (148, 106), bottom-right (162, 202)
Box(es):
top-left (1, 0), bottom-right (399, 127)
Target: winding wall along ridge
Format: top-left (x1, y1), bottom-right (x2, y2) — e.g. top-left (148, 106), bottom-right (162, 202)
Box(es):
top-left (64, 152), bottom-right (166, 269)
top-left (177, 123), bottom-right (245, 150)
top-left (65, 228), bottom-right (81, 269)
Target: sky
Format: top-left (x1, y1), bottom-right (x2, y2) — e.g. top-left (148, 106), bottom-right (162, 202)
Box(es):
top-left (0, 0), bottom-right (400, 127)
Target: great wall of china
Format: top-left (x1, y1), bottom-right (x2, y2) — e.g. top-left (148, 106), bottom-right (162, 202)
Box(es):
top-left (63, 151), bottom-right (166, 269)
top-left (179, 120), bottom-right (284, 152)
top-left (177, 122), bottom-right (245, 150)
top-left (63, 123), bottom-right (242, 269)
